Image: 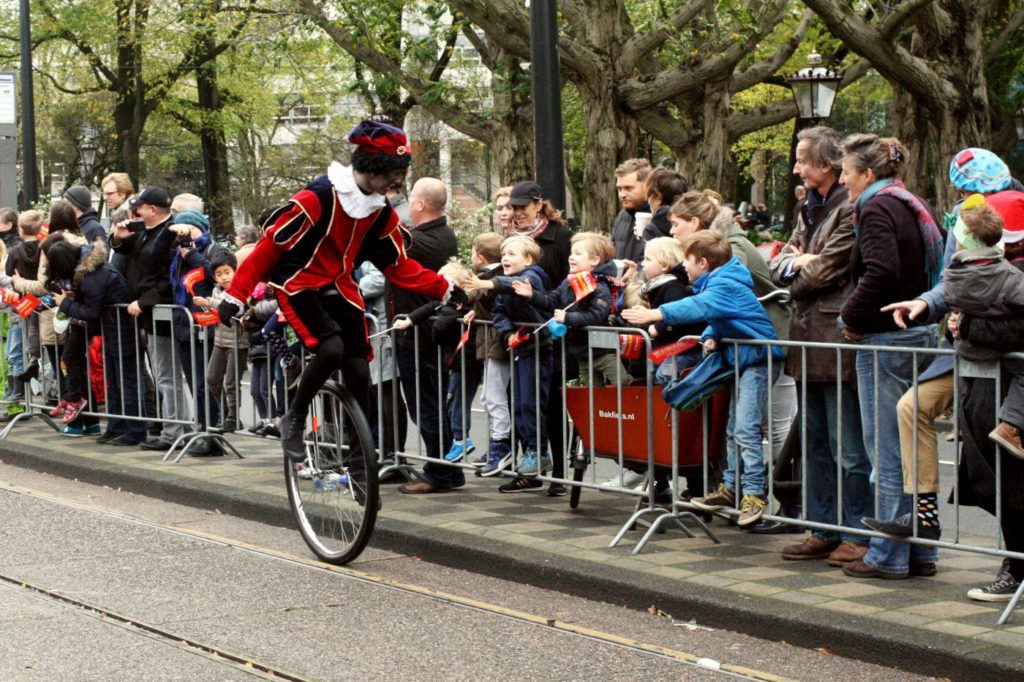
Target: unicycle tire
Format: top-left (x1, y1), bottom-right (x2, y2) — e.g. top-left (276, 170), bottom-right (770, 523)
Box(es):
top-left (285, 380), bottom-right (379, 564)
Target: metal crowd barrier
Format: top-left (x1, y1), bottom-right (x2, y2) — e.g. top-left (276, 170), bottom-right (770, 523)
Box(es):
top-left (0, 302), bottom-right (241, 462)
top-left (3, 290), bottom-right (1023, 626)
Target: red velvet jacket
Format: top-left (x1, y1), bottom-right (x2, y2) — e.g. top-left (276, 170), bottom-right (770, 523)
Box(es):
top-left (227, 174), bottom-right (449, 311)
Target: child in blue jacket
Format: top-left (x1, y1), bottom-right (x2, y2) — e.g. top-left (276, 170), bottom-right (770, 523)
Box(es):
top-left (623, 230), bottom-right (784, 526)
top-left (513, 232), bottom-right (631, 385)
top-left (491, 235), bottom-right (552, 478)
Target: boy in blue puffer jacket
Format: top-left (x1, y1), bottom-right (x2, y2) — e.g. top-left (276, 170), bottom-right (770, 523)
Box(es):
top-left (623, 230), bottom-right (784, 526)
top-left (491, 235), bottom-right (552, 478)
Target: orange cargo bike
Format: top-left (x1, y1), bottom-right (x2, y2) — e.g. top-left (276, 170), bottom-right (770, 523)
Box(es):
top-left (562, 377), bottom-right (731, 553)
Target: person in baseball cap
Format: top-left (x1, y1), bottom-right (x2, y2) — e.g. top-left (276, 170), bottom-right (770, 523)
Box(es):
top-left (128, 187), bottom-right (172, 209)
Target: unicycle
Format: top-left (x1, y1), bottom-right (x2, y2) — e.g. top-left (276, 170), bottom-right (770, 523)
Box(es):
top-left (285, 379), bottom-right (379, 564)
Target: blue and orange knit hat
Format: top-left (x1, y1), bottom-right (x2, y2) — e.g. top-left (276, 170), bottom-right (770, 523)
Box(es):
top-left (948, 148), bottom-right (1011, 193)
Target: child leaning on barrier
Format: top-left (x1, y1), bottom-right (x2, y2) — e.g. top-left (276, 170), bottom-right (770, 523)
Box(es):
top-left (393, 261), bottom-right (480, 464)
top-left (460, 233), bottom-right (512, 474)
top-left (636, 237), bottom-right (704, 385)
top-left (512, 231), bottom-right (632, 386)
top-left (6, 211), bottom-right (44, 398)
top-left (943, 197), bottom-right (1024, 460)
top-left (490, 235), bottom-right (553, 478)
top-left (192, 250), bottom-right (250, 433)
top-left (622, 230), bottom-right (785, 527)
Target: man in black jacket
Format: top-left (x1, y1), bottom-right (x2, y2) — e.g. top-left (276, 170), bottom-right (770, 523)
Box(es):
top-left (111, 187), bottom-right (191, 452)
top-left (64, 185), bottom-right (107, 244)
top-left (611, 158), bottom-right (651, 264)
top-left (388, 177), bottom-right (462, 494)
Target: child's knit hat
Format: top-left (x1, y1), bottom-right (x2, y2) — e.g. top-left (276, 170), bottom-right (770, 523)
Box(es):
top-left (949, 148), bottom-right (1012, 193)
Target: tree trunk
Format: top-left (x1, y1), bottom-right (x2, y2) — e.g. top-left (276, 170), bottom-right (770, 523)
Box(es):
top-left (688, 85), bottom-right (731, 194)
top-left (576, 83), bottom-right (638, 232)
top-left (490, 52), bottom-right (533, 187)
top-left (196, 56), bottom-right (233, 235)
top-left (112, 92), bottom-right (143, 186)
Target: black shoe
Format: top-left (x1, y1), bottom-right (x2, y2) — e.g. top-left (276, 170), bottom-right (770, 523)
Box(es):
top-left (546, 483), bottom-right (568, 497)
top-left (280, 410), bottom-right (306, 463)
top-left (862, 513), bottom-right (940, 541)
top-left (96, 431), bottom-right (125, 445)
top-left (138, 439), bottom-right (172, 452)
top-left (15, 360), bottom-right (38, 383)
top-left (220, 418), bottom-right (237, 433)
top-left (748, 519), bottom-right (806, 535)
top-left (114, 436), bottom-right (145, 447)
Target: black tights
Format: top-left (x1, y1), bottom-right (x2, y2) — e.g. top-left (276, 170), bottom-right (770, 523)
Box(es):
top-left (291, 335), bottom-right (369, 418)
top-left (1002, 507), bottom-right (1024, 581)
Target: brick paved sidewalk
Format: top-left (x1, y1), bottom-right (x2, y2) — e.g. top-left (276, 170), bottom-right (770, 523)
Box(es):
top-left (1, 421), bottom-right (1022, 675)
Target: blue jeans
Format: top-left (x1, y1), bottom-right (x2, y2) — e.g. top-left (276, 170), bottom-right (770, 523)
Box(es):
top-left (397, 344), bottom-right (463, 489)
top-left (7, 321), bottom-right (24, 376)
top-left (723, 362), bottom-right (779, 496)
top-left (447, 361), bottom-right (482, 441)
top-left (856, 326), bottom-right (939, 574)
top-left (803, 381), bottom-right (873, 543)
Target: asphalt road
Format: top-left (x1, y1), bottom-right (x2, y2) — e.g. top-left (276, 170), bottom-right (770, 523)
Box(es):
top-left (0, 463), bottom-right (932, 681)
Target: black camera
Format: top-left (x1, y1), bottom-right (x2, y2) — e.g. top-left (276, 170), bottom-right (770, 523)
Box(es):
top-left (176, 234), bottom-right (194, 249)
top-left (126, 218), bottom-right (146, 233)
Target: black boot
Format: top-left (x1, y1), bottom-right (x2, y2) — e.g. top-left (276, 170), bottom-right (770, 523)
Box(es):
top-left (280, 409), bottom-right (307, 462)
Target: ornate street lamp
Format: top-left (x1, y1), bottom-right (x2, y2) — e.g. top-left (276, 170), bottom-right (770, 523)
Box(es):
top-left (786, 52), bottom-right (843, 121)
top-left (77, 125), bottom-right (97, 186)
top-left (1013, 107), bottom-right (1024, 141)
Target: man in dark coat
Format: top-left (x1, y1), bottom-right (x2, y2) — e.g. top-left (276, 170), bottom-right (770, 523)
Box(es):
top-left (387, 177), bottom-right (462, 493)
top-left (64, 185), bottom-right (107, 244)
top-left (611, 158), bottom-right (651, 264)
top-left (111, 186), bottom-right (189, 452)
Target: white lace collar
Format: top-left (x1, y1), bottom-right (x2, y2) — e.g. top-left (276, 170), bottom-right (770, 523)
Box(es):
top-left (327, 161), bottom-right (386, 219)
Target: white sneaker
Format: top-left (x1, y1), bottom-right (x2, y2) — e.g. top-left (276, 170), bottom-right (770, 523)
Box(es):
top-left (599, 469), bottom-right (645, 489)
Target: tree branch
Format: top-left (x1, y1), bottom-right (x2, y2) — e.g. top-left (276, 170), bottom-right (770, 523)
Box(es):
top-left (620, 0), bottom-right (707, 70)
top-left (800, 0), bottom-right (953, 109)
top-left (731, 10), bottom-right (815, 93)
top-left (879, 0), bottom-right (935, 37)
top-left (985, 6), bottom-right (1024, 64)
top-left (33, 68), bottom-right (105, 96)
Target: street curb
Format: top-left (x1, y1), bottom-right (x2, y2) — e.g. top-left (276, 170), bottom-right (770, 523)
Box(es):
top-left (1, 440), bottom-right (1018, 679)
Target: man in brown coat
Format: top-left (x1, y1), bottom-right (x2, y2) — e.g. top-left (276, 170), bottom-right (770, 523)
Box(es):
top-left (769, 126), bottom-right (873, 565)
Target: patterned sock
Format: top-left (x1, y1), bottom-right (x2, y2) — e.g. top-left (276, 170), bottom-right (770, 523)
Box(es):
top-left (917, 492), bottom-right (939, 528)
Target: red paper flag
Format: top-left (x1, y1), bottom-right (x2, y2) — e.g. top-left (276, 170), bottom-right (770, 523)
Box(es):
top-left (38, 223), bottom-right (49, 240)
top-left (447, 326), bottom-right (473, 368)
top-left (183, 267), bottom-right (206, 296)
top-left (618, 334), bottom-right (645, 360)
top-left (0, 288), bottom-right (19, 306)
top-left (567, 271), bottom-right (598, 301)
top-left (192, 310), bottom-right (221, 327)
top-left (649, 338), bottom-right (700, 364)
top-left (14, 293), bottom-right (41, 319)
top-left (507, 328), bottom-right (530, 349)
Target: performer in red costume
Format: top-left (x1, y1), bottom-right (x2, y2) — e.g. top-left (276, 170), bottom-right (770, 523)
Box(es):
top-left (218, 120), bottom-right (465, 461)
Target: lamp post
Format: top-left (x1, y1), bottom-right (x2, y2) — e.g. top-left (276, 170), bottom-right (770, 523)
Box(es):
top-left (77, 126), bottom-right (97, 188)
top-left (19, 0), bottom-right (38, 207)
top-left (1014, 107), bottom-right (1024, 141)
top-left (785, 52), bottom-right (843, 122)
top-left (530, 0), bottom-right (566, 211)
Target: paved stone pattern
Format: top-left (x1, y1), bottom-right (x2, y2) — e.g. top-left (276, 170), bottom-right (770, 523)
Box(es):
top-left (3, 422), bottom-right (1020, 652)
